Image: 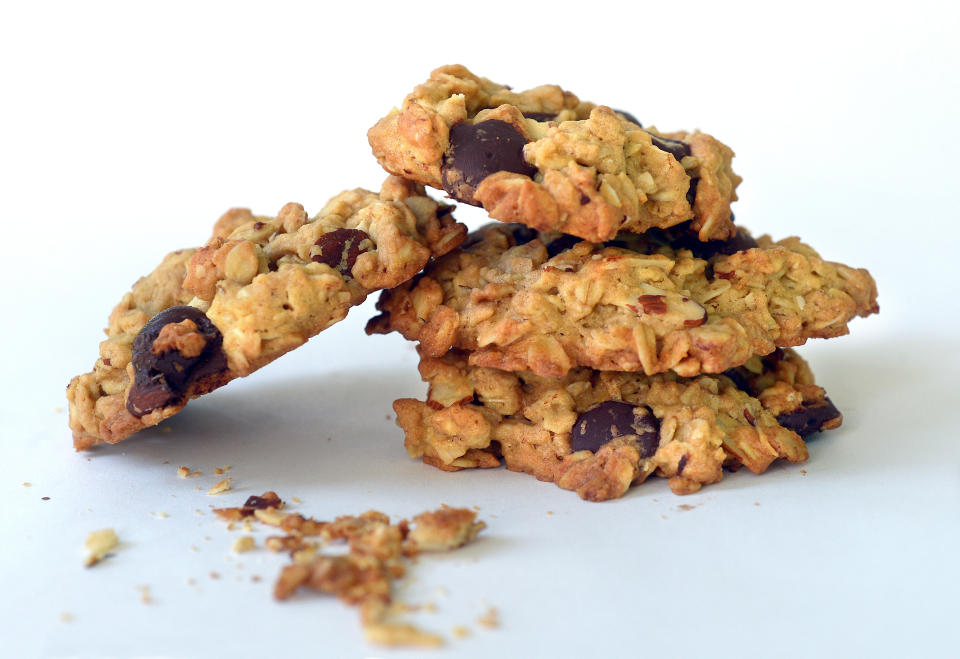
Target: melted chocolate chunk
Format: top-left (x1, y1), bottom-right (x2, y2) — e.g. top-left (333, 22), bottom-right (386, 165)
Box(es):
top-left (614, 109), bottom-right (642, 127)
top-left (441, 120), bottom-right (538, 205)
top-left (777, 398), bottom-right (842, 438)
top-left (686, 177), bottom-right (699, 207)
top-left (243, 492), bottom-right (282, 510)
top-left (127, 306), bottom-right (226, 417)
top-left (545, 234), bottom-right (581, 258)
top-left (522, 111), bottom-right (557, 122)
top-left (312, 228), bottom-right (371, 276)
top-left (504, 223), bottom-right (539, 246)
top-left (570, 401), bottom-right (659, 457)
top-left (647, 132), bottom-right (691, 161)
top-left (670, 226), bottom-right (759, 260)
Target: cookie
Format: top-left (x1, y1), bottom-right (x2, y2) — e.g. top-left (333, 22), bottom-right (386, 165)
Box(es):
top-left (394, 347), bottom-right (840, 501)
top-left (368, 64), bottom-right (741, 243)
top-left (367, 222), bottom-right (879, 379)
top-left (67, 177), bottom-right (466, 449)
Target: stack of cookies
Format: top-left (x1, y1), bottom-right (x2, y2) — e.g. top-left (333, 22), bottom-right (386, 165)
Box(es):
top-left (67, 65), bottom-right (878, 503)
top-left (364, 66), bottom-right (879, 501)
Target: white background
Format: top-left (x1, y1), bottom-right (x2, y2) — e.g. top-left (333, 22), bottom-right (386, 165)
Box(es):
top-left (1, 1), bottom-right (958, 657)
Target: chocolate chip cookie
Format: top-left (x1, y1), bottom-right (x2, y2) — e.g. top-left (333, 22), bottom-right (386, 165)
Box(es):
top-left (67, 177), bottom-right (466, 449)
top-left (367, 223), bottom-right (879, 378)
top-left (368, 64), bottom-right (741, 243)
top-left (394, 347), bottom-right (840, 501)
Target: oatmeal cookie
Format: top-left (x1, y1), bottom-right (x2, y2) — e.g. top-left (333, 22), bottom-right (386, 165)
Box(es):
top-left (367, 223), bottom-right (879, 378)
top-left (394, 348), bottom-right (840, 501)
top-left (67, 177), bottom-right (466, 449)
top-left (368, 64), bottom-right (741, 242)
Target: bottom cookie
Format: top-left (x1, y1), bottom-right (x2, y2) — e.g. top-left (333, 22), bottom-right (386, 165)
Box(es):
top-left (394, 348), bottom-right (841, 501)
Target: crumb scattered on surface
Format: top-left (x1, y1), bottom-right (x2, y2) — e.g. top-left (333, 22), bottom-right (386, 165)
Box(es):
top-left (754, 502), bottom-right (761, 507)
top-left (292, 497), bottom-right (302, 504)
top-left (677, 504), bottom-right (698, 511)
top-left (207, 478), bottom-right (232, 495)
top-left (476, 606), bottom-right (499, 629)
top-left (195, 509), bottom-right (204, 516)
top-left (546, 510), bottom-right (553, 515)
top-left (59, 612), bottom-right (73, 623)
top-left (800, 469), bottom-right (807, 475)
top-left (55, 407), bottom-right (64, 414)
top-left (452, 625), bottom-right (470, 639)
top-left (177, 466), bottom-right (192, 478)
top-left (186, 578), bottom-right (196, 586)
top-left (190, 545), bottom-right (199, 552)
top-left (136, 585), bottom-right (152, 604)
top-left (150, 511), bottom-right (169, 519)
top-left (41, 496), bottom-right (50, 501)
top-left (214, 468), bottom-right (223, 475)
top-left (209, 571), bottom-right (220, 580)
top-left (423, 602), bottom-right (438, 613)
top-left (22, 482), bottom-right (31, 487)
top-left (83, 528), bottom-right (118, 567)
top-left (232, 536), bottom-right (256, 553)
top-left (161, 427), bottom-right (172, 433)
top-left (251, 575), bottom-right (262, 583)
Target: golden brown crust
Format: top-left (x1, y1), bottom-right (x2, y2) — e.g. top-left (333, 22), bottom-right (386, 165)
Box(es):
top-left (67, 178), bottom-right (467, 449)
top-left (368, 65), bottom-right (741, 242)
top-left (368, 223), bottom-right (879, 378)
top-left (394, 348), bottom-right (830, 501)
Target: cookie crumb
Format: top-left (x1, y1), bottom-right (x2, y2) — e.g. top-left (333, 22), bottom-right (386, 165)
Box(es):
top-left (209, 571), bottom-right (220, 580)
top-left (546, 510), bottom-right (553, 515)
top-left (677, 504), bottom-right (697, 511)
top-left (160, 427), bottom-right (172, 433)
top-left (190, 545), bottom-right (199, 552)
top-left (800, 469), bottom-right (807, 475)
top-left (136, 585), bottom-right (152, 604)
top-left (22, 482), bottom-right (31, 487)
top-left (186, 577), bottom-right (196, 586)
top-left (452, 625), bottom-right (470, 639)
top-left (214, 467), bottom-right (223, 475)
top-left (207, 478), bottom-right (232, 495)
top-left (251, 575), bottom-right (262, 583)
top-left (59, 612), bottom-right (73, 623)
top-left (177, 466), bottom-right (191, 478)
top-left (83, 528), bottom-right (118, 567)
top-left (41, 496), bottom-right (50, 501)
top-left (150, 511), bottom-right (170, 519)
top-left (423, 601), bottom-right (438, 613)
top-left (754, 502), bottom-right (760, 507)
top-left (292, 496), bottom-right (302, 504)
top-left (55, 407), bottom-right (64, 414)
top-left (232, 536), bottom-right (256, 553)
top-left (476, 606), bottom-right (499, 629)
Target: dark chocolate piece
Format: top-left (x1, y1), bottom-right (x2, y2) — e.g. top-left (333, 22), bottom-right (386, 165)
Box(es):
top-left (127, 306), bottom-right (226, 417)
top-left (777, 398), bottom-right (842, 438)
top-left (441, 120), bottom-right (538, 205)
top-left (614, 109), bottom-right (642, 126)
top-left (570, 401), bottom-right (659, 457)
top-left (647, 132), bottom-right (691, 161)
top-left (545, 234), bottom-right (581, 258)
top-left (312, 228), bottom-right (371, 276)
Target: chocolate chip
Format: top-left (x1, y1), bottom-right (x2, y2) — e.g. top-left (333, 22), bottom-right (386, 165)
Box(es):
top-left (570, 401), bottom-right (659, 457)
top-left (441, 120), bottom-right (538, 205)
top-left (243, 492), bottom-right (282, 510)
top-left (614, 109), bottom-right (642, 126)
top-left (545, 234), bottom-right (581, 258)
top-left (504, 223), bottom-right (539, 246)
top-left (127, 306), bottom-right (226, 417)
top-left (777, 398), bottom-right (842, 438)
top-left (312, 228), bottom-right (371, 276)
top-left (522, 111), bottom-right (557, 122)
top-left (686, 177), bottom-right (699, 207)
top-left (647, 132), bottom-right (691, 161)
top-left (671, 226), bottom-right (759, 260)
top-left (721, 367), bottom-right (753, 395)
top-left (677, 454), bottom-right (689, 474)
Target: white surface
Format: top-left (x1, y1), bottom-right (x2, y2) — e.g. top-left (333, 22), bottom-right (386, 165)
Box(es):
top-left (1, 2), bottom-right (959, 658)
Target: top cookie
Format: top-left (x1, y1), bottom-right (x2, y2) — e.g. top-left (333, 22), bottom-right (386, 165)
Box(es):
top-left (368, 64), bottom-right (741, 243)
top-left (366, 222), bottom-right (879, 379)
top-left (67, 177), bottom-right (466, 449)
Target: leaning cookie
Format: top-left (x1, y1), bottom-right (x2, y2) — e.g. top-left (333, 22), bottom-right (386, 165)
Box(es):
top-left (367, 223), bottom-right (878, 379)
top-left (394, 347), bottom-right (839, 501)
top-left (67, 177), bottom-right (466, 449)
top-left (368, 64), bottom-right (741, 243)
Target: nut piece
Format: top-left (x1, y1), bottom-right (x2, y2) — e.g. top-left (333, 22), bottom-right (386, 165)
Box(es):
top-left (232, 536), bottom-right (256, 553)
top-left (83, 528), bottom-right (118, 567)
